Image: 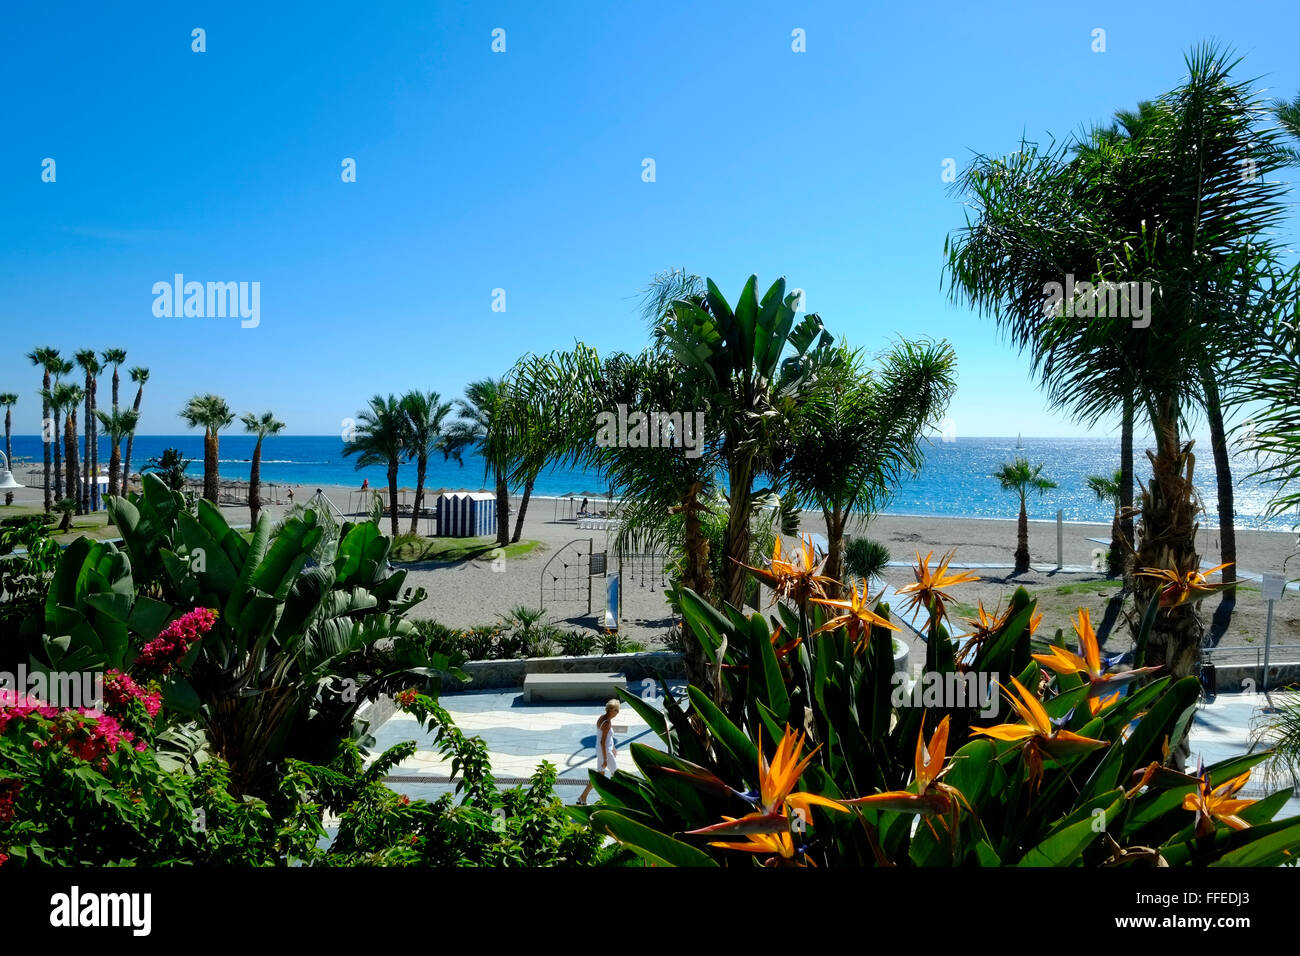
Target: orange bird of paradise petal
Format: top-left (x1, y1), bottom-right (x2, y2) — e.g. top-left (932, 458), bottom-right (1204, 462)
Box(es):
top-left (1183, 767), bottom-right (1256, 837)
top-left (809, 579), bottom-right (900, 652)
top-left (841, 716), bottom-right (964, 817)
top-left (897, 550), bottom-right (979, 628)
top-left (1136, 562), bottom-right (1233, 608)
top-left (737, 535), bottom-right (838, 607)
top-left (971, 678), bottom-right (1108, 788)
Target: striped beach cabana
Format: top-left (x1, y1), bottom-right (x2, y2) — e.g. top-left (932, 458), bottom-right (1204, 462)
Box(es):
top-left (436, 491), bottom-right (497, 538)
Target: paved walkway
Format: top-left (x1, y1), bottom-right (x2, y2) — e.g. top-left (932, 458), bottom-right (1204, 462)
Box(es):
top-left (370, 683), bottom-right (1300, 823)
top-left (370, 679), bottom-right (683, 802)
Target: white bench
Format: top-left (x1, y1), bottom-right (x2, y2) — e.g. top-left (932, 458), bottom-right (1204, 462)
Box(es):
top-left (522, 672), bottom-right (627, 702)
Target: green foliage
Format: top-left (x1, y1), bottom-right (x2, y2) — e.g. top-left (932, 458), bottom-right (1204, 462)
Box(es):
top-left (29, 473), bottom-right (464, 798)
top-left (844, 536), bottom-right (891, 583)
top-left (585, 571), bottom-right (1300, 867)
top-left (287, 693), bottom-right (604, 866)
top-left (142, 447), bottom-right (190, 493)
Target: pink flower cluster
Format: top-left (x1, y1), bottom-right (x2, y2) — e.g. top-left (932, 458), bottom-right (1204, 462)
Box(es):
top-left (133, 606), bottom-right (217, 676)
top-left (103, 669), bottom-right (162, 719)
top-left (2, 691), bottom-right (144, 767)
top-left (395, 688), bottom-right (418, 708)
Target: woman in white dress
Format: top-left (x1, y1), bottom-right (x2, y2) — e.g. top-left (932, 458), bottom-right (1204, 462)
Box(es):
top-left (577, 699), bottom-right (620, 805)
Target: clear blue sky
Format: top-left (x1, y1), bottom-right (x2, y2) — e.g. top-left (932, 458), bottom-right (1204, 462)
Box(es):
top-left (3, 0), bottom-right (1297, 439)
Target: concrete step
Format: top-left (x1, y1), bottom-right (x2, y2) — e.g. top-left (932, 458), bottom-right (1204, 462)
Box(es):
top-left (522, 672), bottom-right (627, 702)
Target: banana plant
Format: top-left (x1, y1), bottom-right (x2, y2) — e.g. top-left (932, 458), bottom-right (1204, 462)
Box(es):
top-left (33, 474), bottom-right (468, 797)
top-left (577, 541), bottom-right (1300, 866)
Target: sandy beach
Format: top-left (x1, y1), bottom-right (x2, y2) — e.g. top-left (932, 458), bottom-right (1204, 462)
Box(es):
top-left (8, 470), bottom-right (1299, 663)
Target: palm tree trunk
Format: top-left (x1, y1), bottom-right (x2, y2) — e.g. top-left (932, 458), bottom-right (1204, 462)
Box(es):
top-left (81, 386), bottom-right (91, 513)
top-left (1134, 418), bottom-right (1202, 769)
top-left (52, 407), bottom-right (62, 501)
top-left (723, 458), bottom-right (754, 610)
top-left (387, 462), bottom-right (400, 537)
top-left (822, 506), bottom-right (848, 596)
top-left (1015, 494), bottom-right (1030, 574)
top-left (40, 375), bottom-right (51, 512)
top-left (1115, 395), bottom-right (1135, 582)
top-left (204, 432), bottom-right (219, 503)
top-left (679, 481), bottom-right (715, 696)
top-left (65, 411), bottom-right (79, 513)
top-left (1200, 369), bottom-right (1236, 597)
top-left (107, 437), bottom-right (120, 501)
top-left (511, 475), bottom-right (535, 543)
top-left (494, 470), bottom-right (510, 548)
top-left (122, 385), bottom-right (143, 497)
top-left (249, 436), bottom-right (264, 525)
top-left (3, 407), bottom-right (11, 506)
top-left (90, 380), bottom-right (99, 510)
top-left (409, 452), bottom-right (428, 535)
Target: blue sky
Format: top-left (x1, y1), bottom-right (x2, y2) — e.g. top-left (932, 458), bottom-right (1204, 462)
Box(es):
top-left (2, 0), bottom-right (1297, 439)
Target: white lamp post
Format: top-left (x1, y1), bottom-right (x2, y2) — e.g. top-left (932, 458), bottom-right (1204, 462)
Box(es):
top-left (0, 452), bottom-right (23, 499)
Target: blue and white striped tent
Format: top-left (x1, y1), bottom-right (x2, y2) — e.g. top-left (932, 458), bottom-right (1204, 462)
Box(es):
top-left (436, 491), bottom-right (497, 538)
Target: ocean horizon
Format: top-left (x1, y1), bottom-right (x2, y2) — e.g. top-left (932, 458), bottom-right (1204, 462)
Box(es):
top-left (8, 434), bottom-right (1297, 532)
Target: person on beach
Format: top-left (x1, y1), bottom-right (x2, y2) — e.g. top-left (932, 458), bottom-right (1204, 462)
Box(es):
top-left (577, 699), bottom-right (620, 805)
top-left (287, 487), bottom-right (294, 505)
top-left (580, 497), bottom-right (589, 516)
top-left (360, 478), bottom-right (369, 491)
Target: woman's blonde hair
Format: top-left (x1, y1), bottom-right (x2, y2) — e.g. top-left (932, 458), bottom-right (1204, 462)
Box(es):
top-left (605, 699), bottom-right (621, 713)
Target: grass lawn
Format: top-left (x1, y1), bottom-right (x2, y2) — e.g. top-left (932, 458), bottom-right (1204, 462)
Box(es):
top-left (390, 534), bottom-right (542, 564)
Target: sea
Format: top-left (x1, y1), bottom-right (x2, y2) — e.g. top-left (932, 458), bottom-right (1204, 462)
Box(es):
top-left (7, 434), bottom-right (1297, 532)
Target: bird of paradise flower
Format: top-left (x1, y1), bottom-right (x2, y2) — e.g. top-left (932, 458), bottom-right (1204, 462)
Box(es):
top-left (897, 550), bottom-right (979, 633)
top-left (1032, 607), bottom-right (1162, 714)
top-left (971, 677), bottom-right (1108, 790)
top-left (1135, 562), bottom-right (1233, 609)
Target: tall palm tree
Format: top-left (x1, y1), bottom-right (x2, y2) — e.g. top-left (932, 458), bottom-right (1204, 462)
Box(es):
top-left (342, 395), bottom-right (409, 537)
top-left (947, 45), bottom-right (1290, 683)
top-left (100, 348), bottom-right (127, 497)
top-left (49, 359), bottom-right (73, 502)
top-left (444, 379), bottom-right (512, 548)
top-left (0, 393), bottom-right (16, 505)
top-left (74, 350), bottom-right (102, 512)
top-left (120, 367), bottom-right (149, 496)
top-left (787, 340), bottom-right (957, 591)
top-left (52, 382), bottom-right (84, 512)
top-left (1085, 469), bottom-right (1125, 577)
top-left (180, 394), bottom-right (235, 504)
top-left (27, 347), bottom-right (59, 511)
top-left (992, 457), bottom-right (1057, 574)
top-left (241, 411), bottom-right (286, 525)
top-left (653, 274), bottom-right (833, 609)
top-left (95, 408), bottom-right (139, 504)
top-left (400, 390), bottom-right (453, 535)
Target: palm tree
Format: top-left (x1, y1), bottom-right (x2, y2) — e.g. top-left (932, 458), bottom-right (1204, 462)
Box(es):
top-left (241, 411), bottom-right (286, 525)
top-left (121, 367), bottom-right (149, 496)
top-left (342, 395), bottom-right (409, 537)
top-left (0, 393), bottom-right (16, 505)
top-left (947, 45), bottom-right (1290, 683)
top-left (49, 359), bottom-right (73, 503)
top-left (993, 457), bottom-right (1057, 574)
top-left (1085, 469), bottom-right (1125, 577)
top-left (100, 348), bottom-right (127, 497)
top-left (787, 339), bottom-right (957, 592)
top-left (74, 350), bottom-right (102, 512)
top-left (399, 390), bottom-right (453, 535)
top-left (27, 347), bottom-right (59, 511)
top-left (653, 274), bottom-right (833, 609)
top-left (444, 379), bottom-right (512, 548)
top-left (52, 383), bottom-right (84, 512)
top-left (180, 394), bottom-right (235, 504)
top-left (95, 408), bottom-right (139, 505)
